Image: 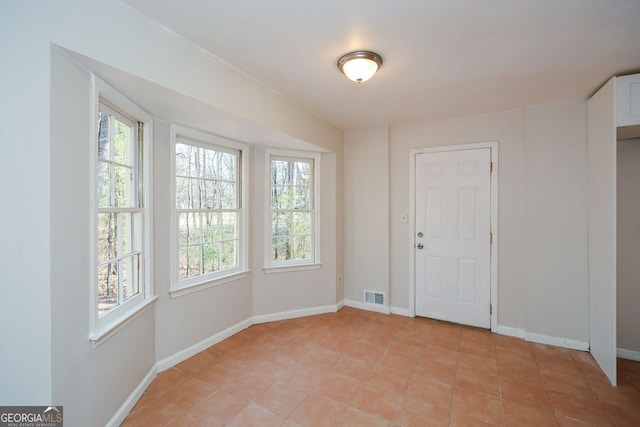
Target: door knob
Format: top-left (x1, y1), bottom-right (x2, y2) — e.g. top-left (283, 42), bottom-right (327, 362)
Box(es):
top-left (417, 243), bottom-right (424, 249)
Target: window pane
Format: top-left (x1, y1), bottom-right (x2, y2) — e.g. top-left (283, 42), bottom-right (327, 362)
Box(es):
top-left (201, 148), bottom-right (219, 180)
top-left (271, 160), bottom-right (290, 186)
top-left (182, 145), bottom-right (200, 178)
top-left (97, 112), bottom-right (111, 161)
top-left (220, 181), bottom-right (236, 209)
top-left (97, 213), bottom-right (118, 263)
top-left (294, 161), bottom-right (311, 186)
top-left (176, 177), bottom-right (201, 209)
top-left (272, 212), bottom-right (292, 238)
top-left (113, 119), bottom-right (133, 166)
top-left (292, 212), bottom-right (311, 236)
top-left (179, 212), bottom-right (201, 245)
top-left (219, 152), bottom-right (236, 181)
top-left (203, 242), bottom-right (219, 273)
top-left (292, 236), bottom-right (312, 260)
top-left (221, 212), bottom-right (237, 240)
top-left (97, 161), bottom-right (111, 207)
top-left (114, 164), bottom-right (134, 207)
top-left (122, 255), bottom-right (140, 301)
top-left (202, 212), bottom-right (220, 243)
top-left (200, 179), bottom-right (218, 209)
top-left (222, 240), bottom-right (237, 269)
top-left (292, 186), bottom-right (311, 209)
top-left (271, 159), bottom-right (311, 185)
top-left (191, 179), bottom-right (203, 209)
top-left (272, 186), bottom-right (310, 210)
top-left (176, 143), bottom-right (198, 177)
top-left (179, 245), bottom-right (201, 279)
top-left (98, 263), bottom-right (118, 315)
top-left (272, 237), bottom-right (291, 261)
top-left (121, 213), bottom-right (141, 256)
top-left (175, 177), bottom-right (189, 209)
top-left (271, 185), bottom-right (290, 209)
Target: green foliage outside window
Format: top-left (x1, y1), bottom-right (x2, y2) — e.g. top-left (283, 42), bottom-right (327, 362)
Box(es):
top-left (271, 158), bottom-right (313, 262)
top-left (176, 142), bottom-right (240, 280)
top-left (96, 107), bottom-right (141, 315)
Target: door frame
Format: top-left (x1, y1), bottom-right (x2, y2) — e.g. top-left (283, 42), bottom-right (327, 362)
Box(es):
top-left (409, 142), bottom-right (499, 332)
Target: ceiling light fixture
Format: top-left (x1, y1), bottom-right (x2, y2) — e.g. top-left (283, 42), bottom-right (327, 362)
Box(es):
top-left (337, 51), bottom-right (383, 83)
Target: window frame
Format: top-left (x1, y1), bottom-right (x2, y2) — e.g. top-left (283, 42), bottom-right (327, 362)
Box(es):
top-left (89, 78), bottom-right (156, 347)
top-left (169, 125), bottom-right (249, 298)
top-left (264, 149), bottom-right (321, 272)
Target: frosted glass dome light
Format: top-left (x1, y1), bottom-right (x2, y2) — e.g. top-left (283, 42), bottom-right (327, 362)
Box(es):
top-left (337, 51), bottom-right (383, 83)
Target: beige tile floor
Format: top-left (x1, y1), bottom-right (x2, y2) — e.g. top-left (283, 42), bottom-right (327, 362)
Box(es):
top-left (122, 307), bottom-right (640, 426)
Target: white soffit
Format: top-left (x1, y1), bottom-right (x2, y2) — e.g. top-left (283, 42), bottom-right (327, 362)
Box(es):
top-left (61, 47), bottom-right (325, 151)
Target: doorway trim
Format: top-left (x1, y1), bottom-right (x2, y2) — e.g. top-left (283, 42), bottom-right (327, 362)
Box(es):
top-left (408, 142), bottom-right (499, 332)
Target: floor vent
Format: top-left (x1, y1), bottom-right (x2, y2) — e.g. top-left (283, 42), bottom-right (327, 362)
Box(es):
top-left (364, 290), bottom-right (385, 306)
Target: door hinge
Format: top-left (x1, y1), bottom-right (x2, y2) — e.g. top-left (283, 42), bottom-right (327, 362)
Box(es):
top-left (490, 161), bottom-right (493, 173)
top-left (490, 232), bottom-right (493, 244)
top-left (490, 304), bottom-right (493, 315)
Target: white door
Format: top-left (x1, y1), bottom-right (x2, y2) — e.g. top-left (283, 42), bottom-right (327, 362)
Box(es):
top-left (415, 148), bottom-right (492, 328)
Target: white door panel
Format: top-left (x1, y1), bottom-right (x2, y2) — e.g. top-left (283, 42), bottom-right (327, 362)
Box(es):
top-left (415, 148), bottom-right (491, 328)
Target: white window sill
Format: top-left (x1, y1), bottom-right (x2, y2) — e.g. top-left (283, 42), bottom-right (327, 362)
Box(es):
top-left (263, 263), bottom-right (322, 274)
top-left (169, 270), bottom-right (250, 299)
top-left (89, 296), bottom-right (158, 349)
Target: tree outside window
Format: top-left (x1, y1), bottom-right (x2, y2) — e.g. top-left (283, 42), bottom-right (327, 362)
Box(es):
top-left (96, 102), bottom-right (142, 316)
top-left (175, 138), bottom-right (241, 283)
top-left (270, 156), bottom-right (317, 265)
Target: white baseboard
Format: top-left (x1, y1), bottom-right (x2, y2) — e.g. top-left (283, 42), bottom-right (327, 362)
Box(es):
top-left (343, 299), bottom-right (391, 314)
top-left (496, 325), bottom-right (525, 339)
top-left (496, 326), bottom-right (589, 352)
top-left (336, 299), bottom-right (345, 310)
top-left (524, 332), bottom-right (589, 351)
top-left (617, 347), bottom-right (640, 361)
top-left (106, 365), bottom-right (156, 427)
top-left (252, 304), bottom-right (340, 324)
top-left (390, 306), bottom-right (412, 317)
top-left (156, 317), bottom-right (253, 372)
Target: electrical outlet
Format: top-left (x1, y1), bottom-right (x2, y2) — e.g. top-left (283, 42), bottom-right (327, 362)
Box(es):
top-left (400, 213), bottom-right (407, 223)
top-left (337, 275), bottom-right (343, 286)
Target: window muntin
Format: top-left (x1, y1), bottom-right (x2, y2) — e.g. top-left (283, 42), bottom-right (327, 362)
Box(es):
top-left (96, 102), bottom-right (143, 316)
top-left (174, 137), bottom-right (242, 284)
top-left (269, 155), bottom-right (318, 266)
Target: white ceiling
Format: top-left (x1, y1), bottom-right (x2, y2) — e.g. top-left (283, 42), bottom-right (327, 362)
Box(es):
top-left (121, 0), bottom-right (640, 130)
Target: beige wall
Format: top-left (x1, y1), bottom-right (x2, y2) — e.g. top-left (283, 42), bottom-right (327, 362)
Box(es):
top-left (617, 138), bottom-right (640, 352)
top-left (345, 102), bottom-right (591, 344)
top-left (524, 102), bottom-right (588, 343)
top-left (344, 127), bottom-right (390, 304)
